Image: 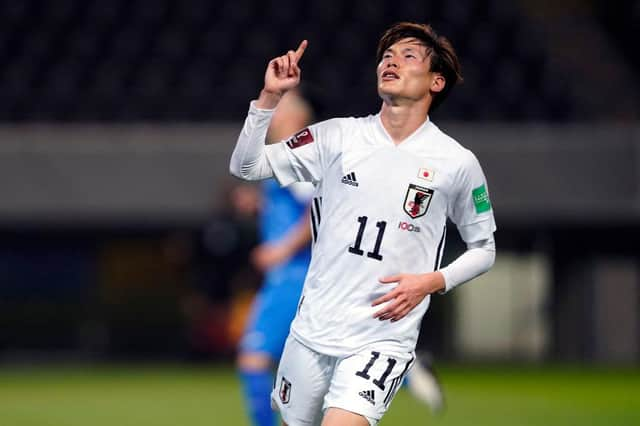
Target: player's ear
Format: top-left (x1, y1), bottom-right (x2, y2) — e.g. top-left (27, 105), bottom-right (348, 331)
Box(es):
top-left (431, 74), bottom-right (445, 94)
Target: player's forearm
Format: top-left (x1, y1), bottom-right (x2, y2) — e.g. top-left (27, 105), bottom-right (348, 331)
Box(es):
top-left (229, 101), bottom-right (277, 180)
top-left (280, 211), bottom-right (312, 256)
top-left (439, 235), bottom-right (495, 293)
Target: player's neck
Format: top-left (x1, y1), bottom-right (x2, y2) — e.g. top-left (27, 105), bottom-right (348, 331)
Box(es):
top-left (379, 101), bottom-right (430, 145)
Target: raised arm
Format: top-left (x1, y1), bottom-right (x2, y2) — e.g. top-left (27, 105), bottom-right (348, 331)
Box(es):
top-left (257, 40), bottom-right (307, 109)
top-left (229, 41), bottom-right (308, 180)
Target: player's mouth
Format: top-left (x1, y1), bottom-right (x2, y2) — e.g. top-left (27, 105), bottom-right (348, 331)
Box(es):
top-left (381, 70), bottom-right (400, 81)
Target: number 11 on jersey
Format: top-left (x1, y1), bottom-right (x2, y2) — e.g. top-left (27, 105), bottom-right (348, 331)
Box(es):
top-left (348, 216), bottom-right (386, 261)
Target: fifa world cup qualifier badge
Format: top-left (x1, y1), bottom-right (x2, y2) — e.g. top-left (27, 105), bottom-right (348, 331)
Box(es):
top-left (286, 128), bottom-right (314, 149)
top-left (403, 184), bottom-right (434, 219)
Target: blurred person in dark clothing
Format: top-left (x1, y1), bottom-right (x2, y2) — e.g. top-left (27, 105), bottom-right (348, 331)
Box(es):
top-left (180, 183), bottom-right (262, 357)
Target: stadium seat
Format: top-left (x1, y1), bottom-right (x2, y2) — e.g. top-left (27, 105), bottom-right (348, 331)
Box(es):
top-left (0, 0), bottom-right (576, 122)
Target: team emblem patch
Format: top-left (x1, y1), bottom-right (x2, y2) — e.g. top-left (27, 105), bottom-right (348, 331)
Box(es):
top-left (286, 128), bottom-right (314, 149)
top-left (403, 184), bottom-right (434, 219)
top-left (279, 377), bottom-right (292, 404)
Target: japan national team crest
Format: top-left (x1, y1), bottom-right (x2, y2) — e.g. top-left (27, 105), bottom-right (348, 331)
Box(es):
top-left (279, 377), bottom-right (292, 404)
top-left (403, 184), bottom-right (434, 219)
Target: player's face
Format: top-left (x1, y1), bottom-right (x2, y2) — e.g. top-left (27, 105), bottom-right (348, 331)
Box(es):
top-left (377, 38), bottom-right (440, 103)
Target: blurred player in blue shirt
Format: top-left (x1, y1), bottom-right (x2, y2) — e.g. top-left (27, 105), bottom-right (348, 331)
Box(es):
top-left (237, 90), bottom-right (315, 426)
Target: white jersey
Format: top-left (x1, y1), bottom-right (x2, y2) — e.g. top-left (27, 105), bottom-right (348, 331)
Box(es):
top-left (262, 105), bottom-right (496, 357)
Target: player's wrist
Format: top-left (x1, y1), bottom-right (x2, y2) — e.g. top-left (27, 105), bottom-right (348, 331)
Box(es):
top-left (424, 271), bottom-right (446, 294)
top-left (433, 271), bottom-right (446, 292)
top-left (256, 88), bottom-right (284, 109)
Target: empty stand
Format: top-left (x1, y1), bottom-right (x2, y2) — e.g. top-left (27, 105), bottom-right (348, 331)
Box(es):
top-left (0, 0), bottom-right (575, 121)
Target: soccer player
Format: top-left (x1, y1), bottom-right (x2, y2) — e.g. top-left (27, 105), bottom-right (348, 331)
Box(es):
top-left (237, 90), bottom-right (315, 426)
top-left (230, 22), bottom-right (496, 426)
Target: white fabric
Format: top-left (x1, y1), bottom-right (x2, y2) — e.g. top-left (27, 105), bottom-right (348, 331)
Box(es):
top-left (288, 182), bottom-right (315, 203)
top-left (271, 336), bottom-right (329, 426)
top-left (228, 103), bottom-right (314, 201)
top-left (233, 101), bottom-right (497, 357)
top-left (229, 102), bottom-right (275, 180)
top-left (439, 235), bottom-right (496, 293)
top-left (272, 335), bottom-right (413, 426)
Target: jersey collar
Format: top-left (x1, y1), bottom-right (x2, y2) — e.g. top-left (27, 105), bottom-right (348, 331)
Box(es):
top-left (341, 114), bottom-right (437, 175)
top-left (374, 113), bottom-right (435, 150)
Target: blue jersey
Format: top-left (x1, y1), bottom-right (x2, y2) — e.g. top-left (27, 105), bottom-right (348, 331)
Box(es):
top-left (240, 179), bottom-right (313, 358)
top-left (259, 179), bottom-right (312, 281)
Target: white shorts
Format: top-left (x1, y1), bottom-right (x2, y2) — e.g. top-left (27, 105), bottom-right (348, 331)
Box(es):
top-left (271, 335), bottom-right (415, 426)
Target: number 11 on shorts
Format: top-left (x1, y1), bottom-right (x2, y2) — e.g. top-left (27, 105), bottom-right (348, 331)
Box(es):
top-left (354, 351), bottom-right (397, 391)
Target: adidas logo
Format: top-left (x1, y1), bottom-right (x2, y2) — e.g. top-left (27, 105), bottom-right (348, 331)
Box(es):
top-left (358, 389), bottom-right (375, 405)
top-left (341, 172), bottom-right (359, 186)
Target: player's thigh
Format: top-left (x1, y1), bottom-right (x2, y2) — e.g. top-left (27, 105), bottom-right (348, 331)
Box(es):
top-left (324, 348), bottom-right (414, 425)
top-left (321, 407), bottom-right (370, 426)
top-left (272, 336), bottom-right (332, 426)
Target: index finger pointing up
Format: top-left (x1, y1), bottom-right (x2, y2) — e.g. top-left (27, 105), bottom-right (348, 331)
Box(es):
top-left (295, 40), bottom-right (308, 60)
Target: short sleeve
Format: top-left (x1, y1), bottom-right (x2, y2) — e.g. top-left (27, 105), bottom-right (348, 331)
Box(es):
top-left (288, 182), bottom-right (315, 203)
top-left (265, 118), bottom-right (342, 187)
top-left (449, 150), bottom-right (497, 243)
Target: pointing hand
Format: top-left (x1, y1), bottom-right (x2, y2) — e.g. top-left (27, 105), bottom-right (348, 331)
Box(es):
top-left (262, 40), bottom-right (308, 98)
